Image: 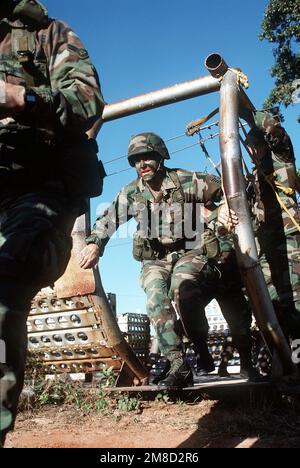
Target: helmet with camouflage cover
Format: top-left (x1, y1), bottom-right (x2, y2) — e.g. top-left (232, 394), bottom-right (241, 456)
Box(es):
top-left (0, 0), bottom-right (48, 24)
top-left (127, 132), bottom-right (170, 167)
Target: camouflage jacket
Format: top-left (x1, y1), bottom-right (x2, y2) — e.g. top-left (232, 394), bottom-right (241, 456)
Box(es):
top-left (0, 0), bottom-right (104, 148)
top-left (86, 168), bottom-right (222, 257)
top-left (249, 126), bottom-right (300, 240)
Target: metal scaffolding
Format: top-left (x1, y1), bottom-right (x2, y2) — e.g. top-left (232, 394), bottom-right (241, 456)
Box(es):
top-left (35, 53), bottom-right (296, 385)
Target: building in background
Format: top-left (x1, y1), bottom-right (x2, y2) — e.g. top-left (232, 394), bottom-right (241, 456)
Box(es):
top-left (206, 300), bottom-right (228, 333)
top-left (107, 293), bottom-right (117, 317)
top-left (117, 313), bottom-right (151, 360)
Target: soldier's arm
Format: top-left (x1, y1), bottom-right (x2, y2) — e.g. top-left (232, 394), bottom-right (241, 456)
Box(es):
top-left (87, 189), bottom-right (133, 255)
top-left (32, 19), bottom-right (105, 135)
top-left (252, 111), bottom-right (295, 162)
top-left (194, 173), bottom-right (223, 209)
top-left (194, 173), bottom-right (238, 231)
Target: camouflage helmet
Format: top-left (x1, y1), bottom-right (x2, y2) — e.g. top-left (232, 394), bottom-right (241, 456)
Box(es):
top-left (127, 132), bottom-right (170, 167)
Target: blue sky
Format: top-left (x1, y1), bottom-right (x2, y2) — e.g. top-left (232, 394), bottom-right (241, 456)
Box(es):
top-left (47, 0), bottom-right (299, 315)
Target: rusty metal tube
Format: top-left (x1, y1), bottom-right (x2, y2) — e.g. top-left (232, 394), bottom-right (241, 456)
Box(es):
top-left (217, 69), bottom-right (295, 375)
top-left (87, 75), bottom-right (220, 139)
top-left (103, 75), bottom-right (220, 121)
top-left (92, 275), bottom-right (148, 383)
top-left (205, 53), bottom-right (229, 79)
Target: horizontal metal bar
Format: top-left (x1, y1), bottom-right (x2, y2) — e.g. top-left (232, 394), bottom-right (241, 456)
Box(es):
top-left (103, 75), bottom-right (220, 122)
top-left (87, 75), bottom-right (220, 139)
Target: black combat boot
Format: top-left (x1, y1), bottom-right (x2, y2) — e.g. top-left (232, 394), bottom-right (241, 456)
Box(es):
top-left (195, 353), bottom-right (215, 377)
top-left (158, 354), bottom-right (193, 389)
top-left (150, 360), bottom-right (171, 385)
top-left (218, 360), bottom-right (231, 378)
top-left (239, 351), bottom-right (263, 382)
top-left (240, 365), bottom-right (264, 382)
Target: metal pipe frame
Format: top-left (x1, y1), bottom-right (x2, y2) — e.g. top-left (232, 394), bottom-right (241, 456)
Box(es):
top-left (217, 68), bottom-right (295, 376)
top-left (87, 75), bottom-right (220, 139)
top-left (89, 53), bottom-right (296, 379)
top-left (92, 278), bottom-right (149, 383)
top-left (87, 72), bottom-right (221, 382)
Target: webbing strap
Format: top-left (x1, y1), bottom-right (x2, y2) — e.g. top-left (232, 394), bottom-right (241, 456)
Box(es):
top-left (240, 122), bottom-right (300, 234)
top-left (11, 28), bottom-right (36, 87)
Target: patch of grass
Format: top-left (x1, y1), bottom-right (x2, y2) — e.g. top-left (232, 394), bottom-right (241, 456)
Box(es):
top-left (20, 362), bottom-right (143, 416)
top-left (155, 391), bottom-right (171, 403)
top-left (116, 393), bottom-right (141, 412)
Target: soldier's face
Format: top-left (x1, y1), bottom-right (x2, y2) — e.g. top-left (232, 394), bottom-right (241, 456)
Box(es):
top-left (135, 155), bottom-right (161, 181)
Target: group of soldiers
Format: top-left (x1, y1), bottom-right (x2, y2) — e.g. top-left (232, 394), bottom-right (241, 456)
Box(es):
top-left (0, 0), bottom-right (299, 447)
top-left (79, 117), bottom-right (300, 389)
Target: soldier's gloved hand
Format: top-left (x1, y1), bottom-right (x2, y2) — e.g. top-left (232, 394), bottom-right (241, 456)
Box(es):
top-left (0, 80), bottom-right (25, 117)
top-left (217, 204), bottom-right (238, 234)
top-left (78, 244), bottom-right (100, 270)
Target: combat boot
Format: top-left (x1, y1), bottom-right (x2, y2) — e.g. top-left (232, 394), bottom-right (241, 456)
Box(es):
top-left (150, 360), bottom-right (170, 385)
top-left (240, 366), bottom-right (264, 382)
top-left (158, 354), bottom-right (193, 389)
top-left (218, 361), bottom-right (231, 378)
top-left (194, 352), bottom-right (215, 377)
top-left (239, 351), bottom-right (263, 382)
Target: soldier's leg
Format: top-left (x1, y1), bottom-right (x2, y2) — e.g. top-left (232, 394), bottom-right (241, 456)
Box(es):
top-left (255, 239), bottom-right (300, 377)
top-left (0, 193), bottom-right (78, 445)
top-left (273, 233), bottom-right (300, 341)
top-left (140, 259), bottom-right (193, 388)
top-left (215, 252), bottom-right (259, 379)
top-left (218, 336), bottom-right (234, 377)
top-left (170, 254), bottom-right (216, 373)
top-left (259, 240), bottom-right (289, 339)
top-left (217, 293), bottom-right (258, 378)
top-left (259, 234), bottom-right (300, 343)
top-left (140, 259), bottom-right (182, 359)
top-left (0, 283), bottom-right (37, 446)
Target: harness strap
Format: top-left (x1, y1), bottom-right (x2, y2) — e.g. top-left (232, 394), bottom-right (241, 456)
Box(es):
top-left (11, 28), bottom-right (36, 87)
top-left (240, 123), bottom-right (300, 234)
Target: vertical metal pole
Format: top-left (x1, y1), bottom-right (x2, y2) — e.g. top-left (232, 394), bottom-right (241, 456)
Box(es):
top-left (91, 281), bottom-right (149, 384)
top-left (219, 70), bottom-right (295, 376)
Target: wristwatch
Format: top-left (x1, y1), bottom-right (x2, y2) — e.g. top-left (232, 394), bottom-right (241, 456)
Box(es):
top-left (24, 90), bottom-right (38, 113)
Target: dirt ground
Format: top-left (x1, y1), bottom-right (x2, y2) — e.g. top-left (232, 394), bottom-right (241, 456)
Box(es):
top-left (5, 394), bottom-right (300, 449)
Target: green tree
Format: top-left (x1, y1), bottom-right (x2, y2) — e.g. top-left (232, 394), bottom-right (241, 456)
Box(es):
top-left (260, 0), bottom-right (300, 121)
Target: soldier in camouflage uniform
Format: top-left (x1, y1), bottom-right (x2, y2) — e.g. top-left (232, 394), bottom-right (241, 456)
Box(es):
top-left (80, 132), bottom-right (258, 388)
top-left (0, 0), bottom-right (104, 445)
top-left (247, 111), bottom-right (300, 347)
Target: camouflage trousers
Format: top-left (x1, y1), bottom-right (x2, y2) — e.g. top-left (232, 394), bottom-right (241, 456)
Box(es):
top-left (0, 192), bottom-right (79, 445)
top-left (258, 232), bottom-right (300, 340)
top-left (140, 249), bottom-right (252, 361)
top-left (172, 250), bottom-right (253, 360)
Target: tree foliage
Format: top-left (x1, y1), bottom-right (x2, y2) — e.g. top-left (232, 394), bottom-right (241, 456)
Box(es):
top-left (260, 0), bottom-right (300, 121)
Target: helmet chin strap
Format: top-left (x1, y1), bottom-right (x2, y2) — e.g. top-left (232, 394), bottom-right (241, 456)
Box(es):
top-left (155, 158), bottom-right (164, 175)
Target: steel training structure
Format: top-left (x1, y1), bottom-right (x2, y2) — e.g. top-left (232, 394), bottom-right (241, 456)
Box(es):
top-left (27, 53), bottom-right (296, 387)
